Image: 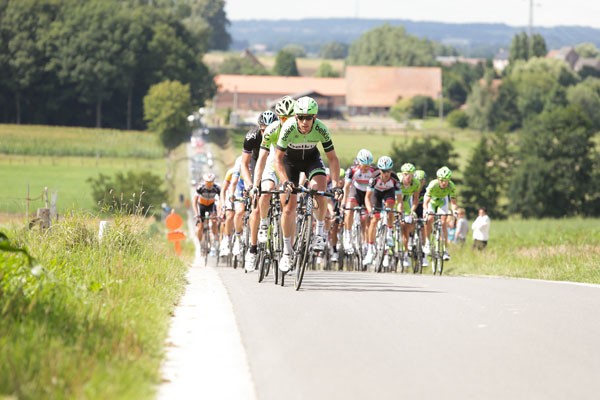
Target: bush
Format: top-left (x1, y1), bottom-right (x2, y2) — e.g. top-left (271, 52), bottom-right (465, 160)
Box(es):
top-left (447, 109), bottom-right (469, 128)
top-left (87, 171), bottom-right (168, 217)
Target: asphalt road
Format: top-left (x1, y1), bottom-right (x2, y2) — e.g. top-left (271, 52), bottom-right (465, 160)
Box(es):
top-left (218, 265), bottom-right (600, 400)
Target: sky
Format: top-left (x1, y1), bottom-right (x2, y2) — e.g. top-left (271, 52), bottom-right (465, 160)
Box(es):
top-left (225, 0), bottom-right (600, 29)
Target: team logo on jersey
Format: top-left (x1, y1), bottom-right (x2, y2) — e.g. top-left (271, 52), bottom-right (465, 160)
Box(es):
top-left (289, 143), bottom-right (318, 150)
top-left (315, 123), bottom-right (330, 141)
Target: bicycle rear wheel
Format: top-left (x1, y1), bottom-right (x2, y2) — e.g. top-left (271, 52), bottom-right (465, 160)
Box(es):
top-left (257, 243), bottom-right (267, 282)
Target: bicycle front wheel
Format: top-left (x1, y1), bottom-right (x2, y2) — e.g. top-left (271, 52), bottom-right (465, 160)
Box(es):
top-left (294, 214), bottom-right (313, 291)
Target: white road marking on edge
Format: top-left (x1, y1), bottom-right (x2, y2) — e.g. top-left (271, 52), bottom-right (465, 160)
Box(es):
top-left (157, 259), bottom-right (256, 400)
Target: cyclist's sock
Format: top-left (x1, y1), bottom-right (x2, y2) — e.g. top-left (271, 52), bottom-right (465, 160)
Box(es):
top-left (316, 220), bottom-right (325, 236)
top-left (250, 245), bottom-right (257, 253)
top-left (260, 217), bottom-right (268, 227)
top-left (283, 237), bottom-right (292, 255)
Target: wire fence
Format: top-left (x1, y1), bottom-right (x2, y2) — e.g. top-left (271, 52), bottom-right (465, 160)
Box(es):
top-left (0, 186), bottom-right (57, 225)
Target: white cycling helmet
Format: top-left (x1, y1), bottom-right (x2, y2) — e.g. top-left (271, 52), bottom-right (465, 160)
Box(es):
top-left (356, 149), bottom-right (373, 165)
top-left (203, 172), bottom-right (216, 183)
top-left (377, 156), bottom-right (393, 171)
top-left (275, 96), bottom-right (295, 117)
top-left (258, 110), bottom-right (276, 126)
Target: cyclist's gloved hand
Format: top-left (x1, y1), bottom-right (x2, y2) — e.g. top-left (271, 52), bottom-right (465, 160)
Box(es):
top-left (282, 180), bottom-right (294, 192)
top-left (250, 186), bottom-right (259, 197)
top-left (332, 187), bottom-right (343, 200)
top-left (405, 215), bottom-right (413, 224)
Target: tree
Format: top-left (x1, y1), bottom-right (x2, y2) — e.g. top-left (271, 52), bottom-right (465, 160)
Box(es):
top-left (509, 32), bottom-right (547, 64)
top-left (281, 44), bottom-right (306, 58)
top-left (575, 42), bottom-right (600, 58)
top-left (2, 0), bottom-right (59, 124)
top-left (446, 109), bottom-right (468, 128)
top-left (509, 106), bottom-right (594, 217)
top-left (390, 137), bottom-right (459, 181)
top-left (508, 58), bottom-right (579, 121)
top-left (347, 24), bottom-right (436, 67)
top-left (273, 50), bottom-right (299, 76)
top-left (315, 62), bottom-right (339, 78)
top-left (466, 74), bottom-right (496, 131)
top-left (170, 0), bottom-right (229, 51)
top-left (144, 80), bottom-right (192, 152)
top-left (219, 54), bottom-right (269, 75)
top-left (566, 77), bottom-right (600, 131)
top-left (47, 0), bottom-right (131, 127)
top-left (319, 41), bottom-right (348, 59)
top-left (460, 134), bottom-right (512, 218)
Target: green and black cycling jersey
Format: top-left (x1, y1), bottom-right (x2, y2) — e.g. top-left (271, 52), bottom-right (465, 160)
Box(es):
top-left (276, 118), bottom-right (334, 161)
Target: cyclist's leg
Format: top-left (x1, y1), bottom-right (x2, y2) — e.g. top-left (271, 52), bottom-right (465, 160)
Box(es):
top-left (307, 159), bottom-right (327, 233)
top-left (279, 160), bottom-right (300, 271)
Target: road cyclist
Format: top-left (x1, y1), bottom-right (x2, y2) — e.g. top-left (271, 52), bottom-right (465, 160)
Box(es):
top-left (397, 162), bottom-right (425, 270)
top-left (233, 110), bottom-right (277, 272)
top-left (422, 166), bottom-right (459, 263)
top-left (363, 156), bottom-right (402, 268)
top-left (274, 96), bottom-right (343, 275)
top-left (193, 172), bottom-right (221, 257)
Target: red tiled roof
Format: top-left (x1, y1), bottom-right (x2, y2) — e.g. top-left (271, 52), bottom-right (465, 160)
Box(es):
top-left (345, 66), bottom-right (442, 107)
top-left (215, 75), bottom-right (346, 97)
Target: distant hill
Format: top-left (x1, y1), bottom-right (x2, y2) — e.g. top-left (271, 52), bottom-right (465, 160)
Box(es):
top-left (229, 18), bottom-right (600, 58)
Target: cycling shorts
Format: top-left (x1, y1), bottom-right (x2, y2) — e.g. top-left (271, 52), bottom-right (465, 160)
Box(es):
top-left (283, 155), bottom-right (326, 186)
top-left (197, 203), bottom-right (216, 222)
top-left (347, 186), bottom-right (367, 207)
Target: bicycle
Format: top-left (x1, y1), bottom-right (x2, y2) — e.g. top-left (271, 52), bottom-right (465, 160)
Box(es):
top-left (232, 194), bottom-right (252, 271)
top-left (373, 207), bottom-right (403, 273)
top-left (256, 188), bottom-right (283, 285)
top-left (289, 185), bottom-right (335, 291)
top-left (428, 212), bottom-right (449, 275)
top-left (341, 206), bottom-right (366, 272)
top-left (199, 212), bottom-right (218, 266)
top-left (408, 217), bottom-right (426, 274)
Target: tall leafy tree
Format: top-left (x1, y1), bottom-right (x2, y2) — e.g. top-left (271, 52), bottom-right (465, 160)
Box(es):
top-left (219, 54), bottom-right (269, 75)
top-left (273, 50), bottom-right (299, 76)
top-left (461, 133), bottom-right (512, 218)
top-left (144, 80), bottom-right (192, 152)
top-left (566, 77), bottom-right (600, 131)
top-left (347, 24), bottom-right (436, 67)
top-left (47, 0), bottom-right (131, 127)
top-left (466, 73), bottom-right (496, 131)
top-left (509, 32), bottom-right (547, 64)
top-left (2, 0), bottom-right (59, 124)
top-left (315, 62), bottom-right (340, 78)
top-left (319, 41), bottom-right (349, 59)
top-left (509, 105), bottom-right (594, 217)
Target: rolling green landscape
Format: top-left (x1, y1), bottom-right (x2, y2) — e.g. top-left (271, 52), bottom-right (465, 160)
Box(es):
top-left (1, 122), bottom-right (599, 399)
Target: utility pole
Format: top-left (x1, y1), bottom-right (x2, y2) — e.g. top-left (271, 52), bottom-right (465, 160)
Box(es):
top-left (528, 0), bottom-right (534, 57)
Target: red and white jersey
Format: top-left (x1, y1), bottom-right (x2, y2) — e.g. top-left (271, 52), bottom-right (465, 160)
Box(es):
top-left (368, 171), bottom-right (401, 193)
top-left (345, 165), bottom-right (377, 192)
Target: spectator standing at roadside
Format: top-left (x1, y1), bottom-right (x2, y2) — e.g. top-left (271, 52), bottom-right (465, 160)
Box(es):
top-left (472, 207), bottom-right (490, 250)
top-left (454, 208), bottom-right (468, 245)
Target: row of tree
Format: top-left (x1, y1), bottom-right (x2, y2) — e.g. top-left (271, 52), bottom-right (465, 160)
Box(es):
top-left (0, 0), bottom-right (229, 129)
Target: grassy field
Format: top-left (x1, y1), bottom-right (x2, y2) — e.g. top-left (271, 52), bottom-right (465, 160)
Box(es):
top-left (446, 217), bottom-right (600, 284)
top-left (0, 155), bottom-right (165, 215)
top-left (0, 124), bottom-right (166, 216)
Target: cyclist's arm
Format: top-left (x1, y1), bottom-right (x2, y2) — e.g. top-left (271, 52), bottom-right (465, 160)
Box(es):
top-left (423, 194), bottom-right (431, 216)
top-left (411, 191), bottom-right (419, 213)
top-left (325, 149), bottom-right (340, 188)
top-left (365, 188), bottom-right (374, 214)
top-left (396, 192), bottom-right (403, 213)
top-left (274, 147), bottom-right (289, 186)
top-left (193, 194), bottom-right (200, 217)
top-left (241, 151), bottom-right (253, 189)
top-left (253, 148), bottom-right (269, 188)
top-left (342, 179), bottom-right (351, 206)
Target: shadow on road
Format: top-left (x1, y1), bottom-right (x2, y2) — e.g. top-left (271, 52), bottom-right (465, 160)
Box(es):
top-left (299, 272), bottom-right (442, 293)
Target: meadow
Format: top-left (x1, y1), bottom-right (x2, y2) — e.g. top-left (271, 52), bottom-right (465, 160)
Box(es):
top-left (0, 125), bottom-right (166, 216)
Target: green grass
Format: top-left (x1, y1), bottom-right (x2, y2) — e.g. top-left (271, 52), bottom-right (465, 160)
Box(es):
top-left (0, 155), bottom-right (165, 214)
top-left (445, 217), bottom-right (600, 284)
top-left (0, 214), bottom-right (188, 399)
top-left (0, 124), bottom-right (163, 158)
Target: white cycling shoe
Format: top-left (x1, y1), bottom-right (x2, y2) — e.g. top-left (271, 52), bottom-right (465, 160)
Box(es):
top-left (279, 253), bottom-right (291, 272)
top-left (257, 225), bottom-right (268, 244)
top-left (244, 250), bottom-right (257, 272)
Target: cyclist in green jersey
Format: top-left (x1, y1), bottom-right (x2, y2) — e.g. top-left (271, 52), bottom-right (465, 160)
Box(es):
top-left (253, 96), bottom-right (295, 244)
top-left (398, 162), bottom-right (425, 268)
top-left (274, 96), bottom-right (343, 272)
top-left (422, 166), bottom-right (458, 261)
